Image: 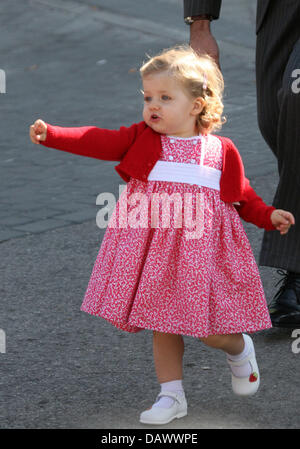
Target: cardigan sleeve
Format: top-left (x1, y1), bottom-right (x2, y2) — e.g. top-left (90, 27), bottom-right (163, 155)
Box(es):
top-left (234, 177), bottom-right (276, 231)
top-left (39, 121), bottom-right (147, 162)
top-left (220, 136), bottom-right (276, 231)
top-left (183, 0), bottom-right (222, 20)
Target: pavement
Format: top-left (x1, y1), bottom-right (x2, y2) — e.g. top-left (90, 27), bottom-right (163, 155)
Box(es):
top-left (0, 0), bottom-right (300, 430)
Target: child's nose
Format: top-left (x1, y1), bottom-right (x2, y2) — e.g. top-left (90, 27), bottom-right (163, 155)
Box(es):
top-left (150, 102), bottom-right (160, 110)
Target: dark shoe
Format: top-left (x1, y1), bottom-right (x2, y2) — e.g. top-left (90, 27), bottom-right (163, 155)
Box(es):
top-left (269, 269), bottom-right (300, 328)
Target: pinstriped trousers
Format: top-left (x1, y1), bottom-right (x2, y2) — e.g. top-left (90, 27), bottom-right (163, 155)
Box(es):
top-left (256, 0), bottom-right (300, 273)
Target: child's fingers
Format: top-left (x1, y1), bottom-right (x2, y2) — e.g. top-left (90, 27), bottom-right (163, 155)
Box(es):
top-left (285, 213), bottom-right (295, 225)
top-left (277, 223), bottom-right (289, 234)
top-left (277, 210), bottom-right (295, 225)
top-left (34, 119), bottom-right (46, 134)
top-left (30, 119), bottom-right (47, 143)
top-left (29, 125), bottom-right (40, 144)
top-left (30, 126), bottom-right (42, 143)
top-left (288, 212), bottom-right (296, 225)
top-left (277, 212), bottom-right (289, 223)
top-left (276, 216), bottom-right (294, 234)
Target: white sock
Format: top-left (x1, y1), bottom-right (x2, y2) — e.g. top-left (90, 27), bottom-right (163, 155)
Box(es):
top-left (226, 334), bottom-right (253, 378)
top-left (153, 379), bottom-right (184, 409)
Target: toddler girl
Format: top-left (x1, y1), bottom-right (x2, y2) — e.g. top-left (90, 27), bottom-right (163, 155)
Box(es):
top-left (29, 45), bottom-right (295, 426)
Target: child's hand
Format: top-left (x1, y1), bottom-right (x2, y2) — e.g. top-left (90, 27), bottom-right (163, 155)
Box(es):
top-left (29, 119), bottom-right (47, 144)
top-left (270, 209), bottom-right (295, 234)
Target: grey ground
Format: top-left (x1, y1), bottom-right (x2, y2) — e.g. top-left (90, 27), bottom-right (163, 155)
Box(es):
top-left (0, 0), bottom-right (299, 429)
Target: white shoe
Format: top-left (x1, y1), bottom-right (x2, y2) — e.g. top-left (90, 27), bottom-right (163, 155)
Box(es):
top-left (227, 334), bottom-right (260, 396)
top-left (139, 391), bottom-right (188, 425)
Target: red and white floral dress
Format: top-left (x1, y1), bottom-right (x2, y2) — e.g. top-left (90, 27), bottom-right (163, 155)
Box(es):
top-left (80, 134), bottom-right (272, 337)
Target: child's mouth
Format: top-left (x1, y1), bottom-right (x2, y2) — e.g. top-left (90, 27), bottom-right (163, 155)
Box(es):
top-left (150, 114), bottom-right (161, 122)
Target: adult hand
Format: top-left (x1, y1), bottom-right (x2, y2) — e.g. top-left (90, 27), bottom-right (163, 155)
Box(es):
top-left (189, 20), bottom-right (220, 69)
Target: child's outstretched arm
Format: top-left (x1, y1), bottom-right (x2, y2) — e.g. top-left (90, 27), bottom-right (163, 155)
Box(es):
top-left (29, 119), bottom-right (147, 162)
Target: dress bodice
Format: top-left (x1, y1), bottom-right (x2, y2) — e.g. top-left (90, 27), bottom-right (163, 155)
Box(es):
top-left (159, 134), bottom-right (223, 171)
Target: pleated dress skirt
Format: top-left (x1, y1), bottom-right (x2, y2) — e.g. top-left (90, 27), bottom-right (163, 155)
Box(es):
top-left (80, 133), bottom-right (272, 337)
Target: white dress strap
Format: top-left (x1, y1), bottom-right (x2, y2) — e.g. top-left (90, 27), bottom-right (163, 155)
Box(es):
top-left (199, 134), bottom-right (206, 167)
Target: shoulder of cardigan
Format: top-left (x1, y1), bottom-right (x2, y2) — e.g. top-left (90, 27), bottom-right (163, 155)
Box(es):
top-left (211, 134), bottom-right (246, 202)
top-left (132, 121), bottom-right (162, 145)
top-left (212, 134), bottom-right (244, 171)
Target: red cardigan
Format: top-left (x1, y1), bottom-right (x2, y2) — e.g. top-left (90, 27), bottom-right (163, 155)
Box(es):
top-left (40, 120), bottom-right (276, 231)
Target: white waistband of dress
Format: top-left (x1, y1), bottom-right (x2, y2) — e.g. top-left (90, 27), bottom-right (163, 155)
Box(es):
top-left (147, 160), bottom-right (221, 191)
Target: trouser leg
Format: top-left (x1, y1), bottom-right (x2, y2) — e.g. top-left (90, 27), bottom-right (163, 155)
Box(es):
top-left (256, 2), bottom-right (300, 272)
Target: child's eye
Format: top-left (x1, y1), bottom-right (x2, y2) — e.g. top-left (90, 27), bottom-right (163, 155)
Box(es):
top-left (161, 95), bottom-right (171, 100)
top-left (144, 96), bottom-right (151, 102)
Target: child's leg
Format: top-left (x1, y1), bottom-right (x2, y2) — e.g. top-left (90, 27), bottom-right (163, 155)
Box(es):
top-left (152, 331), bottom-right (185, 408)
top-left (199, 333), bottom-right (245, 355)
top-left (140, 331), bottom-right (188, 424)
top-left (199, 333), bottom-right (259, 395)
top-left (199, 333), bottom-right (251, 375)
top-left (152, 330), bottom-right (184, 382)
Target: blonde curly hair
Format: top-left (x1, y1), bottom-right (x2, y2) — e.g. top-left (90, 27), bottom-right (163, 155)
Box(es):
top-left (140, 45), bottom-right (226, 134)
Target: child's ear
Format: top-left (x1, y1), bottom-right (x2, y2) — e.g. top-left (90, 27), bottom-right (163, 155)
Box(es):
top-left (191, 97), bottom-right (205, 116)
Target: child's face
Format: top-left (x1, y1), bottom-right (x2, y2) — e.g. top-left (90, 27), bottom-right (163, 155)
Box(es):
top-left (142, 71), bottom-right (203, 137)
